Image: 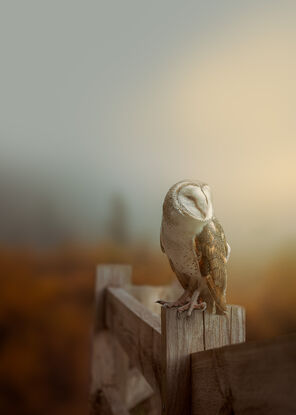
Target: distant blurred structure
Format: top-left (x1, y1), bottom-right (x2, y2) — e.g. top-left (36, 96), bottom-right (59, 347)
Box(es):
top-left (106, 194), bottom-right (130, 245)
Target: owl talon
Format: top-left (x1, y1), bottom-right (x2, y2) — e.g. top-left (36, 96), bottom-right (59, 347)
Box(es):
top-left (155, 300), bottom-right (173, 308)
top-left (177, 303), bottom-right (190, 313)
top-left (187, 302), bottom-right (207, 316)
top-left (176, 300), bottom-right (207, 316)
top-left (177, 305), bottom-right (190, 318)
top-left (156, 292), bottom-right (191, 308)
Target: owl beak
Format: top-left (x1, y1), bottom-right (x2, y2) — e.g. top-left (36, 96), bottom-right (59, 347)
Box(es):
top-left (195, 202), bottom-right (207, 219)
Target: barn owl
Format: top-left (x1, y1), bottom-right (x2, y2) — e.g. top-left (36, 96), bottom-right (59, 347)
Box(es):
top-left (157, 180), bottom-right (231, 316)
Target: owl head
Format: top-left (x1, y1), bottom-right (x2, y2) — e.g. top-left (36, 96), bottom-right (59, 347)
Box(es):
top-left (163, 180), bottom-right (213, 223)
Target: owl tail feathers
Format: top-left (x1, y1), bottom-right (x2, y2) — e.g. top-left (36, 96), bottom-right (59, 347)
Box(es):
top-left (205, 275), bottom-right (227, 315)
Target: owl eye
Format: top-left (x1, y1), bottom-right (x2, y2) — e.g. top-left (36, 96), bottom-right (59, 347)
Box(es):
top-left (201, 187), bottom-right (209, 205)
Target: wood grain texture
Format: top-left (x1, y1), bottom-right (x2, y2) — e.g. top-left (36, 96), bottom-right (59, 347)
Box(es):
top-left (97, 265), bottom-right (131, 402)
top-left (95, 264), bottom-right (132, 331)
top-left (90, 330), bottom-right (114, 395)
top-left (125, 367), bottom-right (154, 410)
top-left (91, 265), bottom-right (131, 414)
top-left (191, 333), bottom-right (296, 415)
top-left (161, 308), bottom-right (204, 415)
top-left (204, 305), bottom-right (246, 349)
top-left (106, 286), bottom-right (162, 393)
top-left (90, 386), bottom-right (130, 415)
top-left (230, 304), bottom-right (246, 344)
top-left (131, 393), bottom-right (161, 415)
top-left (161, 305), bottom-right (245, 415)
top-left (90, 331), bottom-right (130, 415)
top-left (113, 336), bottom-right (129, 402)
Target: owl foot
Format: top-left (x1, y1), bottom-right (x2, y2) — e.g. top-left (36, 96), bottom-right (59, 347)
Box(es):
top-left (177, 301), bottom-right (207, 317)
top-left (156, 289), bottom-right (191, 308)
top-left (155, 299), bottom-right (190, 308)
top-left (176, 290), bottom-right (207, 317)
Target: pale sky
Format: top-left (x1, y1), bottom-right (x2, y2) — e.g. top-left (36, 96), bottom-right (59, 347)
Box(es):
top-left (0, 1), bottom-right (295, 257)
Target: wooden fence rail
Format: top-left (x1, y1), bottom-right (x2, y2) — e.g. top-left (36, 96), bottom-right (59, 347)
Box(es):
top-left (191, 333), bottom-right (296, 415)
top-left (106, 286), bottom-right (162, 393)
top-left (90, 264), bottom-right (296, 415)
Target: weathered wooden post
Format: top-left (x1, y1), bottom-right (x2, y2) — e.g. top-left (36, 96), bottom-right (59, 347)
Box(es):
top-left (90, 264), bottom-right (246, 415)
top-left (161, 305), bottom-right (245, 415)
top-left (90, 265), bottom-right (131, 415)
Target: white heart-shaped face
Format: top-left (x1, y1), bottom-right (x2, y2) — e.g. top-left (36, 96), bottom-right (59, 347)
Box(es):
top-left (177, 183), bottom-right (213, 221)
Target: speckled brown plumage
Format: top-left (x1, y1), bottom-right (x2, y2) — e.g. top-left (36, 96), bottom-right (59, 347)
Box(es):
top-left (195, 217), bottom-right (228, 314)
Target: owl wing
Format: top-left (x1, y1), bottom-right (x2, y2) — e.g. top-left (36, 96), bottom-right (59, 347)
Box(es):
top-left (195, 218), bottom-right (229, 314)
top-left (160, 235), bottom-right (165, 253)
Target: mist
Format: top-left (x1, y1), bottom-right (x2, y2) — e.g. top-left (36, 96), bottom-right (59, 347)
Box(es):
top-left (0, 0), bottom-right (295, 260)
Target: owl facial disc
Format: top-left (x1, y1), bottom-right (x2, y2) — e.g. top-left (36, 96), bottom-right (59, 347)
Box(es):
top-left (177, 182), bottom-right (213, 221)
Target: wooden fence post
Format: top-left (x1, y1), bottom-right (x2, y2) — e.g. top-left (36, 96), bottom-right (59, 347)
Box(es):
top-left (90, 265), bottom-right (132, 414)
top-left (94, 264), bottom-right (132, 331)
top-left (161, 305), bottom-right (245, 415)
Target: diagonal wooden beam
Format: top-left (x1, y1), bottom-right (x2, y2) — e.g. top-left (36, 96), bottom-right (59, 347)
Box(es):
top-left (106, 286), bottom-right (162, 393)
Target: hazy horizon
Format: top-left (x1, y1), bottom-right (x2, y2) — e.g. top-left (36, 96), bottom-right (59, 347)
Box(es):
top-left (1, 1), bottom-right (295, 261)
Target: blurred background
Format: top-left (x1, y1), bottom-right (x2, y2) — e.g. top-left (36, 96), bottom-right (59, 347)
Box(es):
top-left (0, 0), bottom-right (295, 414)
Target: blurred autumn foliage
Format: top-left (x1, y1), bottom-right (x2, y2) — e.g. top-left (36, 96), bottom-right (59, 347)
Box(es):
top-left (0, 243), bottom-right (172, 415)
top-left (0, 241), bottom-right (295, 414)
